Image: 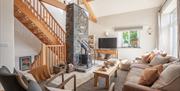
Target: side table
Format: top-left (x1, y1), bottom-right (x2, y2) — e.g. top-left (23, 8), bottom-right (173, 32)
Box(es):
top-left (93, 61), bottom-right (120, 89)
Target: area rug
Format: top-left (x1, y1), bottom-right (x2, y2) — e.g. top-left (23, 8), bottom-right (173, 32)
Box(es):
top-left (77, 69), bottom-right (128, 91)
top-left (51, 61), bottom-right (104, 90)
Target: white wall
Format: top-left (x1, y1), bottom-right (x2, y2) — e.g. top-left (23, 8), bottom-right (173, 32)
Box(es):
top-left (0, 0), bottom-right (14, 90)
top-left (0, 0), bottom-right (15, 71)
top-left (89, 8), bottom-right (159, 60)
top-left (44, 3), bottom-right (66, 31)
top-left (14, 19), bottom-right (41, 69)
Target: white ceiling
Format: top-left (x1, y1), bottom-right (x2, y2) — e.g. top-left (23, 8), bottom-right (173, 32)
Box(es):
top-left (89, 0), bottom-right (164, 17)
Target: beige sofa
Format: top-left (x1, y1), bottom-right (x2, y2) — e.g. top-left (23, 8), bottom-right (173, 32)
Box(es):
top-left (122, 56), bottom-right (180, 91)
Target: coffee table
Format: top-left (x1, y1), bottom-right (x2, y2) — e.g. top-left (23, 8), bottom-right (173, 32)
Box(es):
top-left (93, 61), bottom-right (120, 89)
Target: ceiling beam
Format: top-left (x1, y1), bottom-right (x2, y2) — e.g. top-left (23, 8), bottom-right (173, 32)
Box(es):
top-left (82, 0), bottom-right (97, 23)
top-left (40, 0), bottom-right (66, 11)
top-left (87, 0), bottom-right (94, 2)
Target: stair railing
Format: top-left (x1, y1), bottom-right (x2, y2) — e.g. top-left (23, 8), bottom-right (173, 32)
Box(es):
top-left (21, 0), bottom-right (66, 44)
top-left (30, 50), bottom-right (43, 70)
top-left (45, 44), bottom-right (66, 73)
top-left (31, 44), bottom-right (66, 73)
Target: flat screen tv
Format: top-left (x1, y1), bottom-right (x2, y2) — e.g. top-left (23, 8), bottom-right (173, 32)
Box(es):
top-left (98, 38), bottom-right (117, 48)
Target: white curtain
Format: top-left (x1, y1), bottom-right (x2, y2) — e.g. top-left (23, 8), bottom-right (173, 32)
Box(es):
top-left (159, 14), bottom-right (171, 53)
top-left (177, 0), bottom-right (180, 58)
top-left (158, 0), bottom-right (178, 57)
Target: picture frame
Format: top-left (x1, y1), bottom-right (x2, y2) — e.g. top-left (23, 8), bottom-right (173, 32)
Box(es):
top-left (19, 56), bottom-right (32, 71)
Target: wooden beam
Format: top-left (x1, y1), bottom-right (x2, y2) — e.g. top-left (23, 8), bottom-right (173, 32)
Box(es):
top-left (40, 0), bottom-right (66, 11)
top-left (82, 0), bottom-right (97, 23)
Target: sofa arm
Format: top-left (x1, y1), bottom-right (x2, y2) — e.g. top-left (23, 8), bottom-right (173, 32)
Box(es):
top-left (122, 82), bottom-right (161, 91)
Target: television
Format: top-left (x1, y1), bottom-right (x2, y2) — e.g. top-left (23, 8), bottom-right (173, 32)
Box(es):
top-left (98, 38), bottom-right (117, 48)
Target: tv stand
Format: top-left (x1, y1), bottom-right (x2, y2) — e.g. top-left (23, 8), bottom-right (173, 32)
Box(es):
top-left (95, 49), bottom-right (118, 60)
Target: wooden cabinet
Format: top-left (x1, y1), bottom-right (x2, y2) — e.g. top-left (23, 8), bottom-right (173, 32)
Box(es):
top-left (95, 49), bottom-right (118, 60)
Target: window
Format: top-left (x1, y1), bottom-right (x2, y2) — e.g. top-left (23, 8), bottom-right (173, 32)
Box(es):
top-left (159, 8), bottom-right (177, 57)
top-left (169, 9), bottom-right (177, 57)
top-left (121, 31), bottom-right (140, 48)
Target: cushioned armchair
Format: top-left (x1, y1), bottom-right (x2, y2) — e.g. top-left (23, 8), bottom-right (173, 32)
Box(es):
top-left (29, 65), bottom-right (76, 91)
top-left (0, 66), bottom-right (27, 91)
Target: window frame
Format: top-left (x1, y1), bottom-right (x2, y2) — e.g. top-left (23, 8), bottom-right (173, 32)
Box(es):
top-left (121, 30), bottom-right (140, 48)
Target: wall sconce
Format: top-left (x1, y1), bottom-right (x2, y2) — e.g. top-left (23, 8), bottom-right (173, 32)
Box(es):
top-left (147, 29), bottom-right (152, 35)
top-left (143, 26), bottom-right (152, 35)
top-left (104, 32), bottom-right (109, 36)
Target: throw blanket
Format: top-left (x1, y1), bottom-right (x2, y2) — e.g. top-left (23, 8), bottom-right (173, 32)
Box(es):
top-left (29, 65), bottom-right (51, 83)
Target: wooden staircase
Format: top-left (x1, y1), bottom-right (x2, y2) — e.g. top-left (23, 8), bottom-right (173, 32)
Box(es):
top-left (14, 0), bottom-right (65, 45)
top-left (14, 0), bottom-right (66, 70)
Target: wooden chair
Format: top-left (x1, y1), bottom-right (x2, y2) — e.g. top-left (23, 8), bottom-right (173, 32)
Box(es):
top-left (29, 65), bottom-right (76, 91)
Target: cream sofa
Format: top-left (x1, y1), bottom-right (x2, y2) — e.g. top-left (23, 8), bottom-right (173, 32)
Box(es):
top-left (122, 56), bottom-right (180, 91)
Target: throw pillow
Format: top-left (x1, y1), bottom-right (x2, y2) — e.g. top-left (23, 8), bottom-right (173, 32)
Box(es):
top-left (29, 65), bottom-right (51, 82)
top-left (151, 64), bottom-right (180, 90)
top-left (152, 64), bottom-right (163, 74)
top-left (142, 53), bottom-right (151, 63)
top-left (139, 68), bottom-right (159, 86)
top-left (160, 53), bottom-right (167, 57)
top-left (149, 55), bottom-right (170, 66)
top-left (147, 52), bottom-right (156, 62)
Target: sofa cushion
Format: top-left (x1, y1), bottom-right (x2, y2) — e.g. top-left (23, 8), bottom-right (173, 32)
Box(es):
top-left (151, 64), bottom-right (180, 90)
top-left (149, 55), bottom-right (169, 66)
top-left (27, 80), bottom-right (42, 91)
top-left (138, 68), bottom-right (159, 86)
top-left (126, 67), bottom-right (144, 83)
top-left (131, 64), bottom-right (150, 69)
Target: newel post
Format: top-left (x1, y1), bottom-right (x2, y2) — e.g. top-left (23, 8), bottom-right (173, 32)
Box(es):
top-left (42, 43), bottom-right (46, 65)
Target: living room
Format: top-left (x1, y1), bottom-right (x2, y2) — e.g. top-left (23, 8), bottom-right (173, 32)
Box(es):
top-left (0, 0), bottom-right (180, 91)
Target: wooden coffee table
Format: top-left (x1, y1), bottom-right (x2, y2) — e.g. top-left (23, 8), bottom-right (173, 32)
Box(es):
top-left (94, 61), bottom-right (120, 89)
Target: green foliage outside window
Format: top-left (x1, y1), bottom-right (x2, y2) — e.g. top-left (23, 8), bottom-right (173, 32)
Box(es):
top-left (123, 32), bottom-right (129, 44)
top-left (122, 31), bottom-right (139, 48)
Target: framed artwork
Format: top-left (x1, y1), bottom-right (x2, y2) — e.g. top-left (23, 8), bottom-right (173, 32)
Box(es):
top-left (19, 56), bottom-right (32, 71)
